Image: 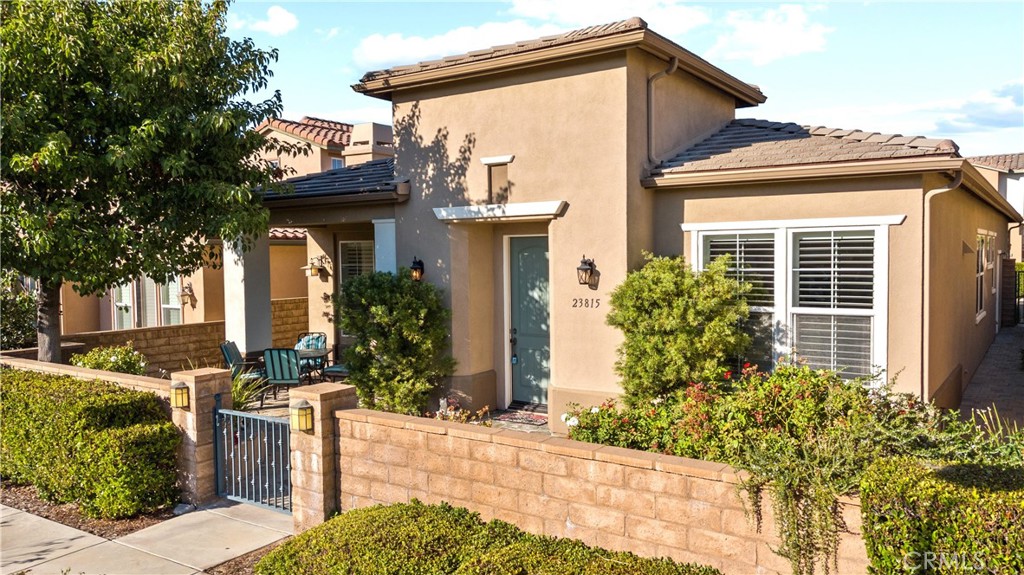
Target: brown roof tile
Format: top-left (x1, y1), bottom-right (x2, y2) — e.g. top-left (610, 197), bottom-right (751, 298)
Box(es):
top-left (269, 227), bottom-right (307, 241)
top-left (257, 116), bottom-right (353, 148)
top-left (968, 153), bottom-right (1024, 173)
top-left (653, 118), bottom-right (960, 175)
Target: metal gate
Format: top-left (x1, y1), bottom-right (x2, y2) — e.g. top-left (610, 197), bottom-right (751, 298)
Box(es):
top-left (1017, 269), bottom-right (1023, 325)
top-left (213, 395), bottom-right (292, 513)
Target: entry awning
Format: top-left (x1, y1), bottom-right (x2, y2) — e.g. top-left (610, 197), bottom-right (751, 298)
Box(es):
top-left (432, 200), bottom-right (568, 223)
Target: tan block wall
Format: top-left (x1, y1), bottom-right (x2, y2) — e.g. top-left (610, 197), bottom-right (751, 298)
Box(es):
top-left (333, 410), bottom-right (868, 574)
top-left (271, 297), bottom-right (309, 348)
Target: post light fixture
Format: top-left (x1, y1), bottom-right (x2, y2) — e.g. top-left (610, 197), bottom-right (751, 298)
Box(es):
top-left (410, 257), bottom-right (425, 282)
top-left (178, 282), bottom-right (196, 306)
top-left (290, 399), bottom-right (314, 432)
top-left (170, 381), bottom-right (190, 410)
top-left (577, 256), bottom-right (596, 285)
top-left (301, 255), bottom-right (330, 278)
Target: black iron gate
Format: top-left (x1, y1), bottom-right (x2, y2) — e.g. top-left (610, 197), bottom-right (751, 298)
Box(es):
top-left (1017, 269), bottom-right (1023, 325)
top-left (213, 395), bottom-right (291, 513)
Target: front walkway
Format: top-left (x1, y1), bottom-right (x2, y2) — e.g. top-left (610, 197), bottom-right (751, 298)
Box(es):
top-left (959, 324), bottom-right (1024, 428)
top-left (0, 501), bottom-right (291, 575)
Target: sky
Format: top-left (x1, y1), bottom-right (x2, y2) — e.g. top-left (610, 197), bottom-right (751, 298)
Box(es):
top-left (226, 1), bottom-right (1024, 156)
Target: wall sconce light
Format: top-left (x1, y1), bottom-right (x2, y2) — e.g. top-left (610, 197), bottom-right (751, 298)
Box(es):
top-left (577, 256), bottom-right (596, 285)
top-left (290, 399), bottom-right (314, 432)
top-left (410, 257), bottom-right (425, 282)
top-left (301, 255), bottom-right (330, 278)
top-left (170, 381), bottom-right (190, 410)
top-left (178, 282), bottom-right (196, 306)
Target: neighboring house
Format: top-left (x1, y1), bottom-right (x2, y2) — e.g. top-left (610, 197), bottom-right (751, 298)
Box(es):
top-left (240, 18), bottom-right (1019, 430)
top-left (55, 117), bottom-right (393, 338)
top-left (969, 153), bottom-right (1024, 261)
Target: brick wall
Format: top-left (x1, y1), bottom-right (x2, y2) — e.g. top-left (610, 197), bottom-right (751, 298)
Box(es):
top-left (65, 321), bottom-right (226, 376)
top-left (271, 297), bottom-right (309, 348)
top-left (333, 409), bottom-right (868, 574)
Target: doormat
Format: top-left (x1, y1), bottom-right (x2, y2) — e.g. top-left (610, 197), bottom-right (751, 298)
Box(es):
top-left (492, 411), bottom-right (549, 426)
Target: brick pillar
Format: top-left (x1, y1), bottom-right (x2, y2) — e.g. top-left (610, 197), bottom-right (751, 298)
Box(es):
top-left (290, 382), bottom-right (358, 533)
top-left (171, 368), bottom-right (233, 506)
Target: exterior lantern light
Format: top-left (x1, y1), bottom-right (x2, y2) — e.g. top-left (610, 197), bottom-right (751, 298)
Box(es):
top-left (290, 399), bottom-right (314, 432)
top-left (577, 256), bottom-right (596, 285)
top-left (410, 257), bottom-right (425, 282)
top-left (170, 381), bottom-right (190, 410)
top-left (301, 255), bottom-right (330, 278)
top-left (178, 282), bottom-right (196, 306)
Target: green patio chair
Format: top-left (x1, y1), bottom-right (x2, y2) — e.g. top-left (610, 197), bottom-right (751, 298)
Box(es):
top-left (263, 348), bottom-right (303, 398)
top-left (295, 331), bottom-right (328, 381)
top-left (220, 340), bottom-right (270, 408)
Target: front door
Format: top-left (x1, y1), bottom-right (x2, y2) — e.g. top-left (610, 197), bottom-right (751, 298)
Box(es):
top-left (509, 236), bottom-right (550, 406)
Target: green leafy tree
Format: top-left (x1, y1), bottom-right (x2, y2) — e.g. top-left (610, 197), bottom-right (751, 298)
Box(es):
top-left (337, 270), bottom-right (456, 415)
top-left (606, 254), bottom-right (750, 404)
top-left (0, 0), bottom-right (302, 362)
top-left (1, 270), bottom-right (37, 350)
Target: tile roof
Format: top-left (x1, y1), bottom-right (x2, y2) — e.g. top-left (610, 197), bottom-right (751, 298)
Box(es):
top-left (968, 153), bottom-right (1024, 173)
top-left (357, 18), bottom-right (648, 84)
top-left (269, 227), bottom-right (306, 241)
top-left (264, 158), bottom-right (397, 201)
top-left (257, 116), bottom-right (353, 148)
top-left (653, 119), bottom-right (960, 175)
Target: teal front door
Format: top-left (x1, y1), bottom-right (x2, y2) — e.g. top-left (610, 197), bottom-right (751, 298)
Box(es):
top-left (509, 237), bottom-right (550, 405)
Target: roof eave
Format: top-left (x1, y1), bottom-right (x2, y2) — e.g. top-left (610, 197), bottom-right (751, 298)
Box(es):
top-left (263, 187), bottom-right (408, 209)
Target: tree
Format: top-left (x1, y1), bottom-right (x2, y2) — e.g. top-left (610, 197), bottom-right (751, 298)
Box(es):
top-left (606, 254), bottom-right (751, 404)
top-left (0, 0), bottom-right (301, 362)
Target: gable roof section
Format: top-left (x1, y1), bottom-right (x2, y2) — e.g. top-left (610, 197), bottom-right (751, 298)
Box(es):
top-left (257, 116), bottom-right (353, 148)
top-left (269, 227), bottom-right (306, 241)
top-left (652, 119), bottom-right (959, 176)
top-left (263, 158), bottom-right (405, 207)
top-left (353, 17), bottom-right (765, 108)
top-left (968, 153), bottom-right (1024, 173)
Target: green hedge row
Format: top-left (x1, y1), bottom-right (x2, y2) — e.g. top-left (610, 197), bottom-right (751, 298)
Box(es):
top-left (0, 368), bottom-right (180, 518)
top-left (257, 501), bottom-right (721, 575)
top-left (860, 457), bottom-right (1024, 574)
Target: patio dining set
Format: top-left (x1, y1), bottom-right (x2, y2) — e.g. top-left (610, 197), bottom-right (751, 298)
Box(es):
top-left (219, 333), bottom-right (349, 407)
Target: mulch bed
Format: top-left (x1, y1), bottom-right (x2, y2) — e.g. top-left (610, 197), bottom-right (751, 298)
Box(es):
top-left (0, 480), bottom-right (174, 539)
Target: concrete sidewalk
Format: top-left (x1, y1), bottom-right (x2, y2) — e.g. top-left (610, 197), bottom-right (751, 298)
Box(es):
top-left (1, 501), bottom-right (291, 575)
top-left (960, 324), bottom-right (1024, 428)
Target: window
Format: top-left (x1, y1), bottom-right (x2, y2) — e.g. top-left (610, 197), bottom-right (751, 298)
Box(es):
top-left (694, 217), bottom-right (892, 381)
top-left (112, 283), bottom-right (134, 330)
top-left (481, 155), bottom-right (514, 203)
top-left (331, 157), bottom-right (345, 170)
top-left (338, 241), bottom-right (374, 287)
top-left (976, 235), bottom-right (986, 318)
top-left (160, 278), bottom-right (182, 326)
top-left (111, 276), bottom-right (182, 329)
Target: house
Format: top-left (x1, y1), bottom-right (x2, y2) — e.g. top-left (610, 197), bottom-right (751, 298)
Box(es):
top-left (54, 118), bottom-right (393, 340)
top-left (969, 153), bottom-right (1024, 261)
top-left (243, 18), bottom-right (1021, 430)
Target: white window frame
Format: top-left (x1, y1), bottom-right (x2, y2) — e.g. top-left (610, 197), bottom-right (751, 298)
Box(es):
top-left (159, 277), bottom-right (183, 326)
top-left (684, 215), bottom-right (900, 379)
top-left (331, 157), bottom-right (345, 170)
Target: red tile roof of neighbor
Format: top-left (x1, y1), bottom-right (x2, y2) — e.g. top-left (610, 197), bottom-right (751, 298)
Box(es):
top-left (269, 227), bottom-right (306, 241)
top-left (257, 116), bottom-right (353, 148)
top-left (968, 153), bottom-right (1024, 173)
top-left (653, 119), bottom-right (960, 175)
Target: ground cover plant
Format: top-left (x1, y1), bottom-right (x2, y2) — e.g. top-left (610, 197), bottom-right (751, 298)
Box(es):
top-left (70, 342), bottom-right (149, 375)
top-left (256, 501), bottom-right (721, 575)
top-left (566, 365), bottom-right (1024, 574)
top-left (0, 368), bottom-right (179, 518)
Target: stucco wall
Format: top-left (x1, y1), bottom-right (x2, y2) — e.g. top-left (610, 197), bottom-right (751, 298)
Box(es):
top-left (333, 409), bottom-right (868, 574)
top-left (260, 130), bottom-right (331, 177)
top-left (60, 285), bottom-right (101, 334)
top-left (270, 243), bottom-right (308, 299)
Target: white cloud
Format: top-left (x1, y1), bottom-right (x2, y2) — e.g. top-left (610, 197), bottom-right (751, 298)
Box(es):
top-left (706, 4), bottom-right (833, 66)
top-left (237, 5), bottom-right (298, 37)
top-left (353, 20), bottom-right (566, 71)
top-left (507, 0), bottom-right (711, 36)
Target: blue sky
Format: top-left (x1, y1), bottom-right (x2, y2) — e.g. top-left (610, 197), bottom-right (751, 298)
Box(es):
top-left (227, 1), bottom-right (1023, 156)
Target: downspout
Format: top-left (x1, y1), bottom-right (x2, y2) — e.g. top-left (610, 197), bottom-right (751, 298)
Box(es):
top-left (647, 57), bottom-right (679, 166)
top-left (920, 170), bottom-right (963, 401)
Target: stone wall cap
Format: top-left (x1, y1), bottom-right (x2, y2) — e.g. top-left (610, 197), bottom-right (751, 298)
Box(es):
top-left (291, 383), bottom-right (356, 401)
top-left (656, 455), bottom-right (731, 481)
top-left (492, 429), bottom-right (550, 449)
top-left (594, 445), bottom-right (660, 469)
top-left (541, 437), bottom-right (598, 459)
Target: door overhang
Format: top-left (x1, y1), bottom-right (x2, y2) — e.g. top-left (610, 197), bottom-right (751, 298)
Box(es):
top-left (433, 200), bottom-right (568, 224)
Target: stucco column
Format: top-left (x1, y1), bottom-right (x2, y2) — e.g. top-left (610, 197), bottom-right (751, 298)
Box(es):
top-left (290, 382), bottom-right (358, 533)
top-left (372, 218), bottom-right (397, 273)
top-left (223, 234), bottom-right (272, 356)
top-left (170, 368), bottom-right (233, 506)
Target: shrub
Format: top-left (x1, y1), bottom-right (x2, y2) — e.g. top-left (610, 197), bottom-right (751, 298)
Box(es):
top-left (256, 501), bottom-right (721, 575)
top-left (70, 342), bottom-right (148, 375)
top-left (606, 254), bottom-right (749, 404)
top-left (0, 368), bottom-right (179, 518)
top-left (336, 270), bottom-right (456, 415)
top-left (0, 269), bottom-right (36, 349)
top-left (861, 457), bottom-right (1024, 574)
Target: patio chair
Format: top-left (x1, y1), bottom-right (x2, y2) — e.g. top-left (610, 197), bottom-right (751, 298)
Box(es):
top-left (220, 340), bottom-right (270, 408)
top-left (295, 332), bottom-right (328, 381)
top-left (322, 342), bottom-right (350, 382)
top-left (263, 348), bottom-right (303, 398)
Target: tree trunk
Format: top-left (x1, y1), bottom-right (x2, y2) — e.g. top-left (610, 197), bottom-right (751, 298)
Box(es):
top-left (36, 278), bottom-right (62, 363)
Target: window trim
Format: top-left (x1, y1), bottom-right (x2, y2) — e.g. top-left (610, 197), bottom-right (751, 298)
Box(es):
top-left (691, 216), bottom-right (896, 379)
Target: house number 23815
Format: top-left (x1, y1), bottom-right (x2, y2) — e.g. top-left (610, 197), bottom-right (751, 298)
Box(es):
top-left (571, 298), bottom-right (600, 309)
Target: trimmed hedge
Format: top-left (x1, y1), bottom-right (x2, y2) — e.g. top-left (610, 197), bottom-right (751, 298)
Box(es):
top-left (256, 501), bottom-right (721, 575)
top-left (860, 457), bottom-right (1024, 574)
top-left (0, 368), bottom-right (180, 518)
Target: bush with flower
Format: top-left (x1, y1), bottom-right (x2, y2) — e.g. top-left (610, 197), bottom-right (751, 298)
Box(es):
top-left (70, 342), bottom-right (148, 375)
